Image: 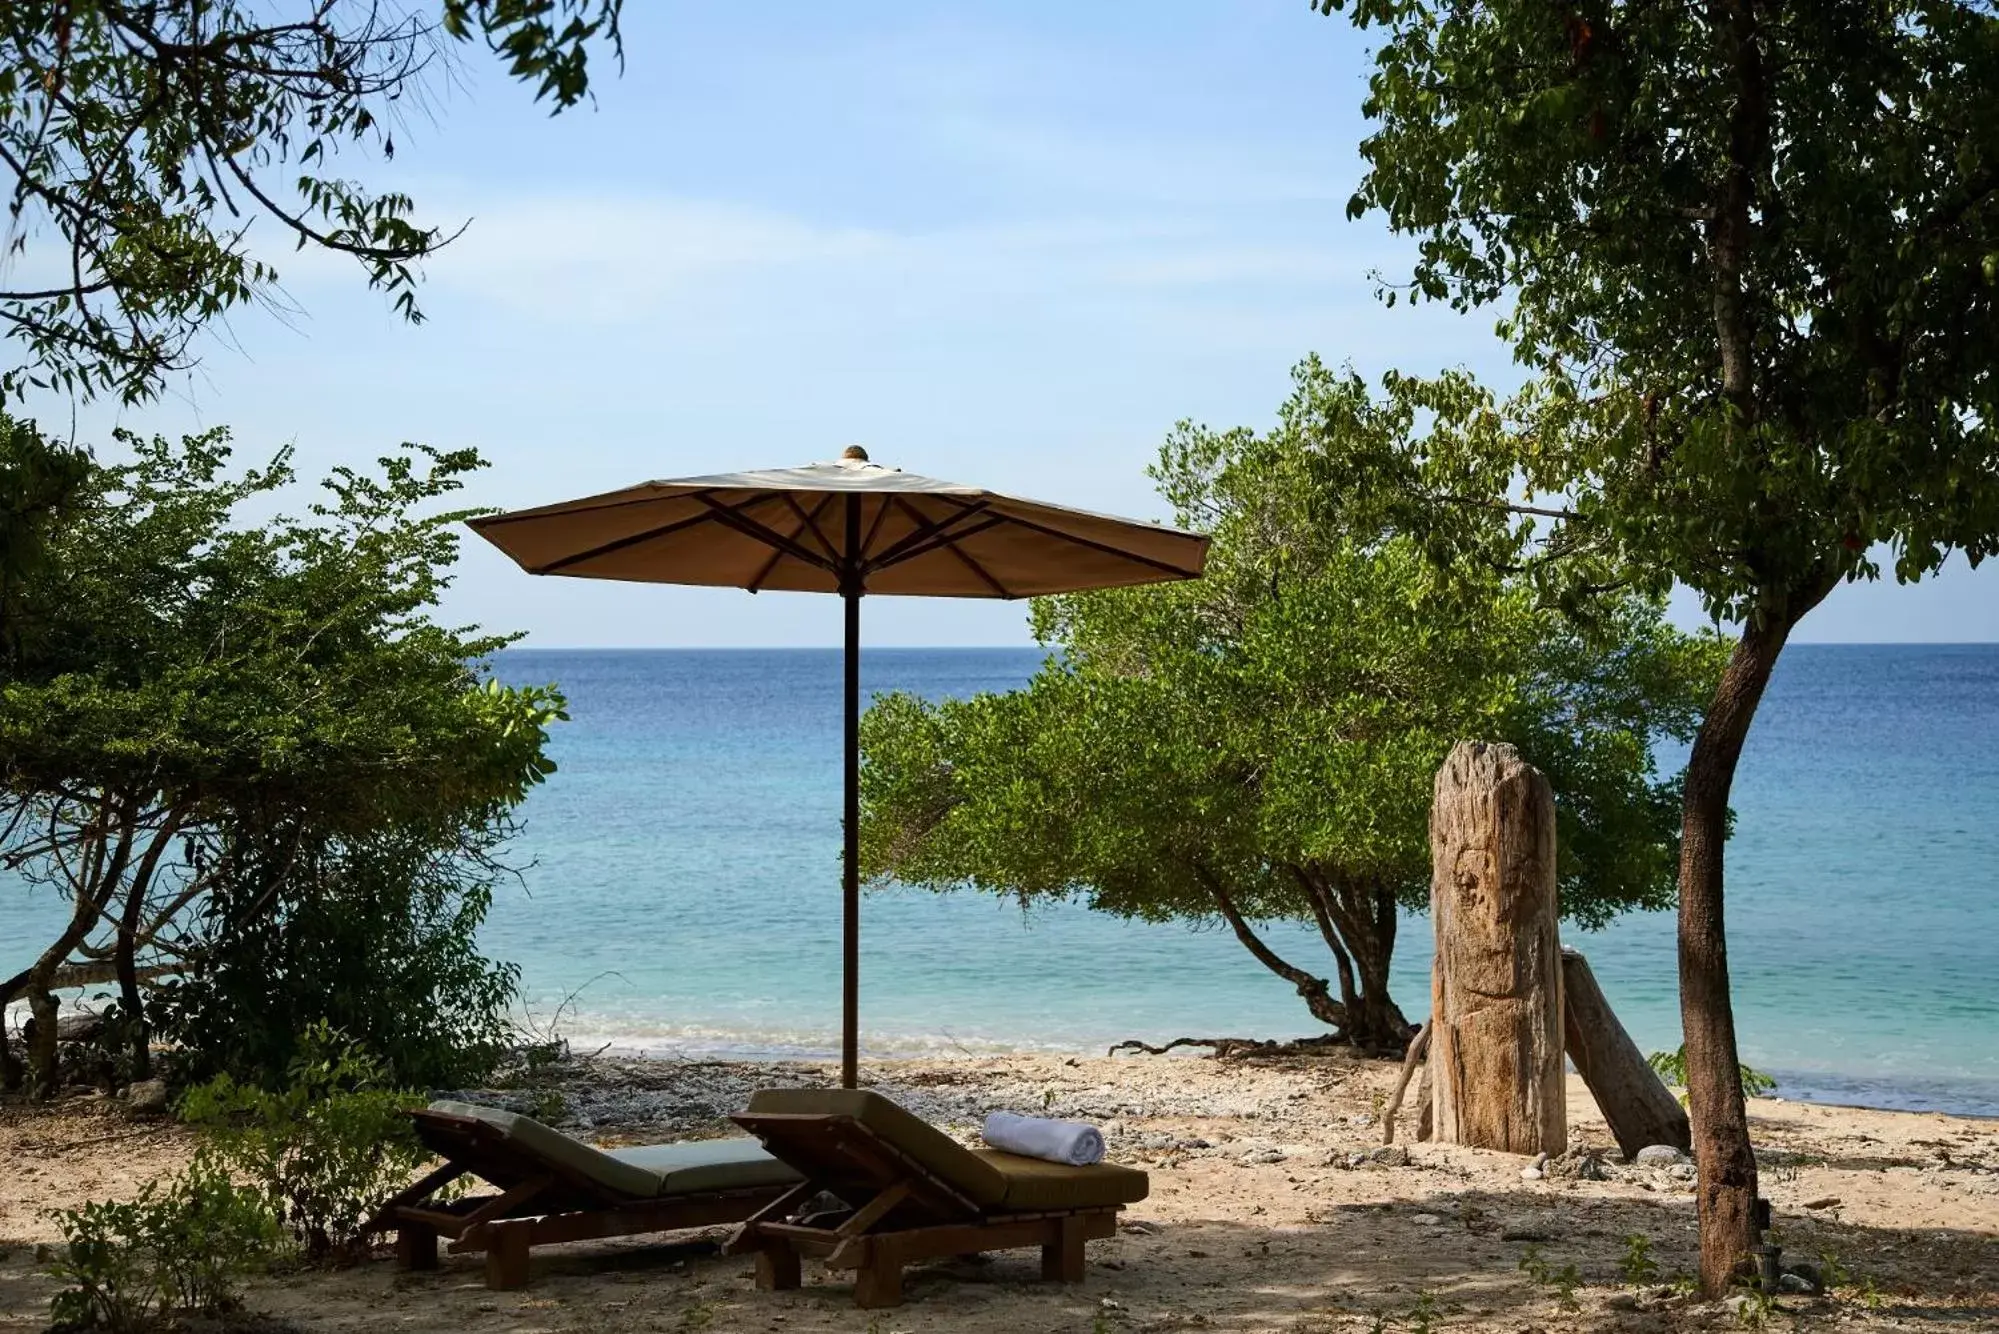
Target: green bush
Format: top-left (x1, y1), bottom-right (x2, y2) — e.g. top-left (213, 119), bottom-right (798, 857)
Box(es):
top-left (152, 824), bottom-right (523, 1091)
top-left (179, 1023), bottom-right (429, 1263)
top-left (45, 1153), bottom-right (279, 1332)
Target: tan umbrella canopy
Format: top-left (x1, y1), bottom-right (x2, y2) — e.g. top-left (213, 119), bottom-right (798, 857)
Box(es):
top-left (471, 447), bottom-right (1210, 1086)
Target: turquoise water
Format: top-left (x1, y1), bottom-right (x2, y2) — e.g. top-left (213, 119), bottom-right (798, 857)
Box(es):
top-left (5, 645), bottom-right (1995, 1115)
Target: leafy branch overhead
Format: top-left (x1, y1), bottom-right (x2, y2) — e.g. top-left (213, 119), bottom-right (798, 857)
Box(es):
top-left (0, 1), bottom-right (623, 403)
top-left (1312, 0), bottom-right (1999, 625)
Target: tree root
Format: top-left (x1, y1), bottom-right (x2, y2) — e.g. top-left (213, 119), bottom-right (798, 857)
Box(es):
top-left (1107, 1034), bottom-right (1355, 1061)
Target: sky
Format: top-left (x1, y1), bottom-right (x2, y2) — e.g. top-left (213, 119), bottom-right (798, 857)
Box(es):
top-left (27, 1), bottom-right (1999, 645)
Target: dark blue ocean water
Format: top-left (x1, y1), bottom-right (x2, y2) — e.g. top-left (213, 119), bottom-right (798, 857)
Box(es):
top-left (6, 645), bottom-right (1995, 1115)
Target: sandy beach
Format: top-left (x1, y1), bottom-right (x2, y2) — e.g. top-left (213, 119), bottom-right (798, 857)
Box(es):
top-left (3, 1048), bottom-right (1994, 1334)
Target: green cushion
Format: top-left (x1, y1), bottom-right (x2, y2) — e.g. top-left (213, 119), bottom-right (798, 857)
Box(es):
top-left (608, 1138), bottom-right (802, 1195)
top-left (973, 1150), bottom-right (1151, 1210)
top-left (428, 1100), bottom-right (795, 1198)
top-left (742, 1088), bottom-right (1011, 1209)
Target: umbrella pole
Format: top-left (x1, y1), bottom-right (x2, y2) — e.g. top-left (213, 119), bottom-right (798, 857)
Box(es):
top-left (841, 500), bottom-right (862, 1089)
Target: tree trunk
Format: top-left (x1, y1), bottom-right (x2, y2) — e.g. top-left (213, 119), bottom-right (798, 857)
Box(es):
top-left (1561, 947), bottom-right (1689, 1159)
top-left (0, 973), bottom-right (24, 1092)
top-left (1206, 863), bottom-right (1411, 1047)
top-left (1345, 909), bottom-right (1411, 1052)
top-left (18, 812), bottom-right (135, 1096)
top-left (1428, 741), bottom-right (1565, 1156)
top-left (1302, 870), bottom-right (1413, 1051)
top-left (1679, 617), bottom-right (1789, 1292)
top-left (114, 869), bottom-right (151, 1081)
top-left (1201, 868), bottom-right (1349, 1031)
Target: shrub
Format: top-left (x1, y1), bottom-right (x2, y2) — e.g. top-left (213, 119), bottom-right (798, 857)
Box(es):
top-left (1621, 1234), bottom-right (1660, 1286)
top-left (179, 1023), bottom-right (429, 1263)
top-left (45, 1153), bottom-right (279, 1332)
top-left (152, 824), bottom-right (523, 1091)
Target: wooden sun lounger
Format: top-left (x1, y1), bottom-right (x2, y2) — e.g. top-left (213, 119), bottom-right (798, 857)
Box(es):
top-left (726, 1088), bottom-right (1149, 1308)
top-left (368, 1100), bottom-right (801, 1289)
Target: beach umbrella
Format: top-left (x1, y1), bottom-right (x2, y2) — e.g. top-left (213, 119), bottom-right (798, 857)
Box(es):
top-left (470, 446), bottom-right (1209, 1087)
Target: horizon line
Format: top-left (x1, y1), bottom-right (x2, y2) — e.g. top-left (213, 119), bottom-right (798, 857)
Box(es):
top-left (495, 640), bottom-right (1999, 651)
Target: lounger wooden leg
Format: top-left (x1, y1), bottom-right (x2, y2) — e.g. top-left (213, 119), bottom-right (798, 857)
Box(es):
top-left (395, 1220), bottom-right (439, 1272)
top-left (755, 1247), bottom-right (802, 1291)
top-left (853, 1245), bottom-right (905, 1309)
top-left (1041, 1215), bottom-right (1087, 1284)
top-left (484, 1222), bottom-right (531, 1291)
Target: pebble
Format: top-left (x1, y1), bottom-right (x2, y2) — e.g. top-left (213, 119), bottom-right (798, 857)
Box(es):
top-left (442, 1052), bottom-right (1286, 1136)
top-left (1668, 1163), bottom-right (1697, 1181)
top-left (1520, 1166), bottom-right (1544, 1181)
top-left (123, 1078), bottom-right (170, 1114)
top-left (1634, 1144), bottom-right (1689, 1167)
top-left (1552, 1151), bottom-right (1607, 1181)
top-left (1411, 1213), bottom-right (1442, 1226)
top-left (1802, 1196), bottom-right (1842, 1210)
top-left (1240, 1147), bottom-right (1287, 1165)
top-left (1369, 1145), bottom-right (1410, 1168)
top-left (1499, 1222), bottom-right (1551, 1242)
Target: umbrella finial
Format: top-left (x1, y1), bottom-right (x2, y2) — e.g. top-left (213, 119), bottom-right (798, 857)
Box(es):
top-left (840, 445), bottom-right (871, 463)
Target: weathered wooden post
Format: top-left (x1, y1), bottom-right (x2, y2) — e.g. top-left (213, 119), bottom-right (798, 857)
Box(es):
top-left (1428, 741), bottom-right (1565, 1156)
top-left (1561, 947), bottom-right (1692, 1158)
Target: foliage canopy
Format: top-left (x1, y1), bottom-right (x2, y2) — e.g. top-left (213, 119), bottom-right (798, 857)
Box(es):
top-left (0, 418), bottom-right (562, 1093)
top-left (862, 359), bottom-right (1724, 1047)
top-left (1312, 0), bottom-right (1999, 1289)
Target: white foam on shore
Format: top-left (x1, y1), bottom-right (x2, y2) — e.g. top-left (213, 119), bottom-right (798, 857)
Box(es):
top-left (543, 1020), bottom-right (1092, 1065)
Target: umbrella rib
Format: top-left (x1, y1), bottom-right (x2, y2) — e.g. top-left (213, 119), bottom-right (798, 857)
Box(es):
top-left (533, 493), bottom-right (785, 574)
top-left (746, 494), bottom-right (838, 593)
top-left (858, 494), bottom-right (896, 563)
top-left (989, 511), bottom-right (1205, 579)
top-left (864, 501), bottom-right (993, 569)
top-left (868, 514), bottom-right (1008, 573)
top-left (784, 493), bottom-right (842, 564)
top-left (886, 497), bottom-right (1012, 598)
top-left (694, 494), bottom-right (838, 572)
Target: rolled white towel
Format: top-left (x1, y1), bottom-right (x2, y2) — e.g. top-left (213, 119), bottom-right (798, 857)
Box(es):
top-left (981, 1111), bottom-right (1106, 1166)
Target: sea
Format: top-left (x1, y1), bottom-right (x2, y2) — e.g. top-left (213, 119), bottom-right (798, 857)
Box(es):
top-left (5, 644), bottom-right (1995, 1117)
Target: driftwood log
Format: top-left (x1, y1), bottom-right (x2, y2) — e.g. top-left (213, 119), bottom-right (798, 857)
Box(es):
top-left (1381, 1022), bottom-right (1431, 1146)
top-left (1560, 947), bottom-right (1691, 1157)
top-left (1428, 742), bottom-right (1566, 1156)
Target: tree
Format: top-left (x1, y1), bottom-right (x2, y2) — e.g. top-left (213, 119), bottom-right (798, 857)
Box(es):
top-left (0, 423), bottom-right (563, 1094)
top-left (1313, 0), bottom-right (1999, 1290)
top-left (0, 415), bottom-right (88, 638)
top-left (0, 1), bottom-right (622, 403)
top-left (860, 359), bottom-right (1723, 1050)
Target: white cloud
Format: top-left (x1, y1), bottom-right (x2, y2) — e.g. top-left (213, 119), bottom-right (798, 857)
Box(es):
top-left (379, 189), bottom-right (1415, 334)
